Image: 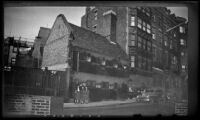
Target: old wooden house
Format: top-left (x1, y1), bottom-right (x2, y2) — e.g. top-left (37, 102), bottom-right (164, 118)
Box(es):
top-left (41, 14), bottom-right (130, 100)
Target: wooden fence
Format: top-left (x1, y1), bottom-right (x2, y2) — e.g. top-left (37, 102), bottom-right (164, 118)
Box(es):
top-left (3, 67), bottom-right (67, 97)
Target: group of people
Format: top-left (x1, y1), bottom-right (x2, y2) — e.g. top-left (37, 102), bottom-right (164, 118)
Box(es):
top-left (74, 83), bottom-right (90, 104)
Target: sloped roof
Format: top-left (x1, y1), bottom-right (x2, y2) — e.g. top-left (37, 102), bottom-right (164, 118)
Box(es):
top-left (37, 27), bottom-right (51, 46)
top-left (68, 23), bottom-right (129, 62)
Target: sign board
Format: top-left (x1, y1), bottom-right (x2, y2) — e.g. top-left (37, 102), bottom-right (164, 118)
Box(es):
top-left (175, 101), bottom-right (188, 116)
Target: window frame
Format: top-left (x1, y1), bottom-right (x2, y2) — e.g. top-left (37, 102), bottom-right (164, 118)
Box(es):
top-left (131, 16), bottom-right (136, 26)
top-left (11, 57), bottom-right (16, 65)
top-left (130, 34), bottom-right (136, 46)
top-left (130, 56), bottom-right (135, 68)
top-left (180, 39), bottom-right (185, 45)
top-left (137, 17), bottom-right (142, 29)
top-left (147, 24), bottom-right (151, 34)
top-left (13, 47), bottom-right (18, 53)
top-left (142, 21), bottom-right (146, 31)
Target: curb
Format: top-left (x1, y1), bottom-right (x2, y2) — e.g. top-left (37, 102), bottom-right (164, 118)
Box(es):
top-left (64, 100), bottom-right (137, 108)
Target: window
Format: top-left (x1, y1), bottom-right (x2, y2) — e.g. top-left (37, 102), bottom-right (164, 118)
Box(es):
top-left (86, 56), bottom-right (91, 62)
top-left (11, 58), bottom-right (16, 65)
top-left (130, 34), bottom-right (136, 46)
top-left (147, 24), bottom-right (151, 33)
top-left (179, 26), bottom-right (184, 33)
top-left (131, 40), bottom-right (136, 46)
top-left (142, 8), bottom-right (145, 13)
top-left (137, 17), bottom-right (142, 29)
top-left (181, 52), bottom-right (185, 56)
top-left (143, 39), bottom-right (146, 50)
top-left (182, 65), bottom-right (186, 69)
top-left (94, 9), bottom-right (98, 20)
top-left (146, 8), bottom-right (150, 16)
top-left (102, 60), bottom-right (106, 66)
top-left (152, 34), bottom-right (156, 39)
top-left (180, 39), bottom-right (185, 45)
top-left (123, 65), bottom-right (127, 69)
top-left (138, 36), bottom-right (142, 48)
top-left (114, 64), bottom-right (118, 68)
top-left (131, 56), bottom-right (135, 68)
top-left (147, 41), bottom-right (151, 51)
top-left (164, 40), bottom-right (167, 46)
top-left (131, 16), bottom-right (136, 26)
top-left (174, 33), bottom-right (176, 37)
top-left (13, 47), bottom-right (18, 53)
top-left (143, 21), bottom-right (146, 31)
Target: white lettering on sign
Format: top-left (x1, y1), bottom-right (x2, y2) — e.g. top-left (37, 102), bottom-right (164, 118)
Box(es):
top-left (175, 102), bottom-right (188, 116)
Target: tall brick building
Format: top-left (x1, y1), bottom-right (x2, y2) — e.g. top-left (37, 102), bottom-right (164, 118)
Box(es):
top-left (81, 7), bottom-right (188, 71)
top-left (81, 6), bottom-right (188, 77)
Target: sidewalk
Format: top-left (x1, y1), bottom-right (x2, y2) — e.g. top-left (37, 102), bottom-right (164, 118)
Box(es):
top-left (64, 98), bottom-right (137, 108)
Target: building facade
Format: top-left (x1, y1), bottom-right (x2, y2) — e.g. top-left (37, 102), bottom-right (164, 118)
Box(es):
top-left (81, 6), bottom-right (188, 89)
top-left (41, 14), bottom-right (130, 99)
top-left (81, 7), bottom-right (153, 75)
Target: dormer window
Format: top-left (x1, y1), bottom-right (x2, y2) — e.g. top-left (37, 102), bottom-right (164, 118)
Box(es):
top-left (123, 65), bottom-right (127, 69)
top-left (102, 60), bottom-right (106, 66)
top-left (114, 64), bottom-right (118, 68)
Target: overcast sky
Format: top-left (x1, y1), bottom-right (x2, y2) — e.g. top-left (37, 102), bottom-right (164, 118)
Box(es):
top-left (4, 7), bottom-right (188, 41)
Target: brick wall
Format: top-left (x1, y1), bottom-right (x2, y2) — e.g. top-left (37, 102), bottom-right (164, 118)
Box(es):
top-left (4, 94), bottom-right (63, 117)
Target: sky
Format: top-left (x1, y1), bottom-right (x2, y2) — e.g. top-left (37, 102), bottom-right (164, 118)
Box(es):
top-left (4, 7), bottom-right (86, 41)
top-left (4, 6), bottom-right (188, 42)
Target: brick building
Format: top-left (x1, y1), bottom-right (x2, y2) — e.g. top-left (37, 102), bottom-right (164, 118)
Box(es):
top-left (81, 6), bottom-right (188, 89)
top-left (81, 7), bottom-right (153, 74)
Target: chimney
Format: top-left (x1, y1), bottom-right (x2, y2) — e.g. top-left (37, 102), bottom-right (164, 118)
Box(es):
top-left (102, 10), bottom-right (117, 43)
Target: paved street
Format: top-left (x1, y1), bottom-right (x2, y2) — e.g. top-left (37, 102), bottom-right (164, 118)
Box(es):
top-left (63, 102), bottom-right (175, 116)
